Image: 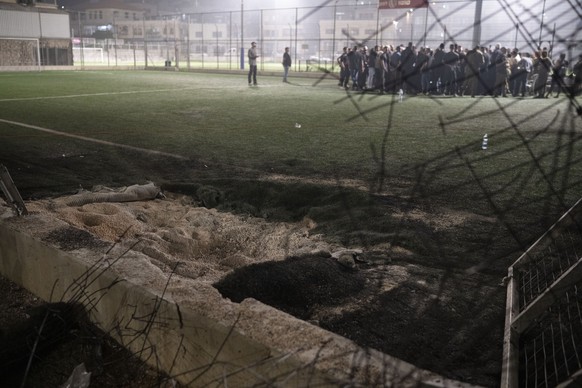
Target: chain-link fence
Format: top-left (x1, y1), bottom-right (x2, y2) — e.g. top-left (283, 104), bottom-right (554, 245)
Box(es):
top-left (70, 1), bottom-right (582, 71)
top-left (502, 198), bottom-right (582, 388)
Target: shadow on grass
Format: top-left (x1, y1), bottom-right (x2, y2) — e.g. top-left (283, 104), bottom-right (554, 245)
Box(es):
top-left (162, 177), bottom-right (523, 274)
top-left (162, 178), bottom-right (438, 255)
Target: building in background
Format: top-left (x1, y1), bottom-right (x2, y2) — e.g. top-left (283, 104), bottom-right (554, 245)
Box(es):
top-left (67, 1), bottom-right (150, 39)
top-left (0, 0), bottom-right (72, 68)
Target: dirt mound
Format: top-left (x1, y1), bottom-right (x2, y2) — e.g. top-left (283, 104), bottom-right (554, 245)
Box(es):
top-left (214, 253), bottom-right (366, 319)
top-left (24, 191), bottom-right (334, 285)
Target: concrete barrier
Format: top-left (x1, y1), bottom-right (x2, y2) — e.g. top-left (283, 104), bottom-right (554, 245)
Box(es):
top-left (0, 207), bottom-right (479, 387)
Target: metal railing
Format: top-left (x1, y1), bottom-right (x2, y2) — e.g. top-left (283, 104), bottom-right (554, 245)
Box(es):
top-left (502, 198), bottom-right (582, 388)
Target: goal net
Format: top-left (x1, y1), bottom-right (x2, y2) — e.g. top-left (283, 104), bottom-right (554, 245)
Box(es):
top-left (72, 47), bottom-right (105, 65)
top-left (0, 38), bottom-right (40, 70)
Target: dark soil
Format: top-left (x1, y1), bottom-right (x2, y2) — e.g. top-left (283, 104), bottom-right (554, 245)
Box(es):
top-left (0, 275), bottom-right (181, 388)
top-left (1, 151), bottom-right (551, 388)
top-left (215, 253), bottom-right (367, 320)
top-left (214, 252), bottom-right (506, 387)
top-left (44, 226), bottom-right (110, 251)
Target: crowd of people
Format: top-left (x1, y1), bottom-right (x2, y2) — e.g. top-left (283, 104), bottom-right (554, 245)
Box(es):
top-left (334, 42), bottom-right (582, 98)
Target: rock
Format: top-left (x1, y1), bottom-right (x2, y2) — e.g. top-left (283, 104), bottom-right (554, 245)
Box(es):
top-left (336, 252), bottom-right (356, 270)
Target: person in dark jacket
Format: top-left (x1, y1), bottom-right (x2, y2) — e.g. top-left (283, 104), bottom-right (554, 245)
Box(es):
top-left (574, 54), bottom-right (582, 96)
top-left (486, 44), bottom-right (501, 95)
top-left (282, 47), bottom-right (292, 83)
top-left (347, 45), bottom-right (364, 91)
top-left (443, 44), bottom-right (459, 96)
top-left (478, 46), bottom-right (490, 95)
top-left (546, 52), bottom-right (568, 97)
top-left (430, 43), bottom-right (445, 94)
top-left (400, 42), bottom-right (417, 94)
top-left (366, 45), bottom-right (378, 90)
top-left (465, 45), bottom-right (484, 97)
top-left (416, 47), bottom-right (430, 95)
top-left (388, 45), bottom-right (402, 93)
top-left (337, 47), bottom-right (350, 88)
top-left (247, 41), bottom-right (259, 86)
top-left (533, 50), bottom-right (552, 98)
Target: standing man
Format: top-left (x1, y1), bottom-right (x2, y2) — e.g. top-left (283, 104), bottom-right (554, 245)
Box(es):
top-left (337, 47), bottom-right (350, 89)
top-left (513, 52), bottom-right (531, 97)
top-left (443, 44), bottom-right (459, 96)
top-left (574, 54), bottom-right (582, 96)
top-left (366, 45), bottom-right (378, 90)
top-left (248, 42), bottom-right (259, 86)
top-left (380, 45), bottom-right (391, 93)
top-left (348, 45), bottom-right (363, 91)
top-left (546, 52), bottom-right (568, 97)
top-left (533, 50), bottom-right (552, 98)
top-left (465, 45), bottom-right (484, 97)
top-left (389, 45), bottom-right (402, 93)
top-left (478, 46), bottom-right (490, 95)
top-left (494, 46), bottom-right (509, 97)
top-left (282, 47), bottom-right (292, 83)
top-left (432, 43), bottom-right (446, 94)
top-left (416, 47), bottom-right (431, 95)
top-left (400, 42), bottom-right (415, 94)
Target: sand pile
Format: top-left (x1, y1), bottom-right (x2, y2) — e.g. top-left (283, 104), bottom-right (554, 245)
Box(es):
top-left (20, 187), bottom-right (334, 284)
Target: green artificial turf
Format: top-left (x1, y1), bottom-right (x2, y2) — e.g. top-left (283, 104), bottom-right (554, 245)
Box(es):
top-left (1, 69), bottom-right (581, 263)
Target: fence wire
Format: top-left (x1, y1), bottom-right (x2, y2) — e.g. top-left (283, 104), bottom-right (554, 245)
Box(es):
top-left (506, 204), bottom-right (582, 387)
top-left (68, 1), bottom-right (582, 69)
top-left (517, 226), bottom-right (582, 311)
top-left (519, 282), bottom-right (582, 388)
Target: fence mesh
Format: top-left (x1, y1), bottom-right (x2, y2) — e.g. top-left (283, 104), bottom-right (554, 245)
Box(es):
top-left (505, 204), bottom-right (582, 387)
top-left (68, 1), bottom-right (582, 70)
top-left (517, 225), bottom-right (582, 311)
top-left (519, 283), bottom-right (582, 388)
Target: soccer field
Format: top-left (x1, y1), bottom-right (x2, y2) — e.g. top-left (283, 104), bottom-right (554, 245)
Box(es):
top-left (1, 69), bottom-right (580, 185)
top-left (1, 70), bottom-right (581, 214)
top-left (1, 69), bottom-right (582, 386)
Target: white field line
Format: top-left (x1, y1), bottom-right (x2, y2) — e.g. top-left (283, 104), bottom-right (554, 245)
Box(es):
top-left (0, 83), bottom-right (279, 102)
top-left (0, 87), bottom-right (201, 102)
top-left (0, 118), bottom-right (188, 160)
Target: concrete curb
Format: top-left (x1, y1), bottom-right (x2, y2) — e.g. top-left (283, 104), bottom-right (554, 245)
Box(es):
top-left (0, 209), bottom-right (479, 387)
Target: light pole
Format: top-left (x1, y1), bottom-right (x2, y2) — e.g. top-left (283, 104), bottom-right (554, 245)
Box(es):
top-left (393, 20), bottom-right (398, 43)
top-left (346, 24), bottom-right (349, 48)
top-left (423, 2), bottom-right (429, 47)
top-left (288, 23), bottom-right (292, 51)
top-left (332, 0), bottom-right (338, 60)
top-left (201, 16), bottom-right (205, 68)
top-left (240, 0), bottom-right (244, 69)
top-left (229, 12), bottom-right (232, 69)
top-left (472, 0), bottom-right (482, 49)
top-left (538, 0), bottom-right (546, 49)
top-left (294, 7), bottom-right (298, 71)
top-left (215, 24), bottom-right (219, 68)
top-left (113, 15), bottom-right (118, 66)
top-left (77, 11), bottom-right (85, 67)
top-left (407, 10), bottom-right (413, 43)
top-left (186, 14), bottom-right (191, 70)
top-left (165, 18), bottom-right (169, 65)
top-left (375, 4), bottom-right (380, 47)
